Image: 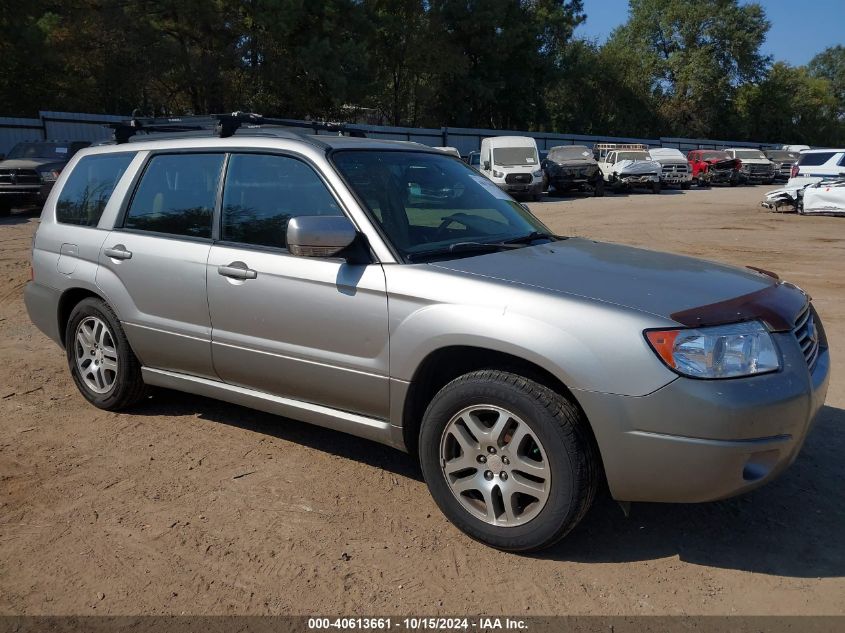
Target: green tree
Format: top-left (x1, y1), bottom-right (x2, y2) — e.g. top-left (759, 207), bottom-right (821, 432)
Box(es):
top-left (736, 62), bottom-right (844, 146)
top-left (607, 0), bottom-right (770, 138)
top-left (808, 45), bottom-right (845, 115)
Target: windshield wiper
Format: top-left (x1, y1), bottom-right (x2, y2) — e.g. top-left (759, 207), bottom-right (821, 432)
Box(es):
top-left (501, 231), bottom-right (559, 245)
top-left (407, 241), bottom-right (520, 262)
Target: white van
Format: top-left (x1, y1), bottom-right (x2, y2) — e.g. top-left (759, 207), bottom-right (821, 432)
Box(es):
top-left (480, 136), bottom-right (544, 200)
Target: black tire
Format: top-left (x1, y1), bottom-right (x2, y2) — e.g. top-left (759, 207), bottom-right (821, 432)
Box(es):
top-left (651, 181), bottom-right (662, 194)
top-left (65, 297), bottom-right (147, 411)
top-left (593, 180), bottom-right (605, 197)
top-left (419, 370), bottom-right (599, 552)
top-left (681, 181), bottom-right (691, 190)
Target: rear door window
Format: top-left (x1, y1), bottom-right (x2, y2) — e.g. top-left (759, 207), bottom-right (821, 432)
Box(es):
top-left (56, 153), bottom-right (135, 226)
top-left (220, 153), bottom-right (341, 249)
top-left (798, 152), bottom-right (835, 166)
top-left (124, 153), bottom-right (224, 239)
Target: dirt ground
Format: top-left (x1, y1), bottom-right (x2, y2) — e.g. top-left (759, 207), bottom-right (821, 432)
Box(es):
top-left (0, 185), bottom-right (843, 616)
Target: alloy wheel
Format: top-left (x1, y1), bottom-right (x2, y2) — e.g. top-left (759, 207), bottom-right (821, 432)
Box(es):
top-left (439, 405), bottom-right (551, 527)
top-left (74, 316), bottom-right (118, 394)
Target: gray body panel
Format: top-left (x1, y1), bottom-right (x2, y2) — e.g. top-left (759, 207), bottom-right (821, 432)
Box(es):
top-left (24, 133), bottom-right (831, 505)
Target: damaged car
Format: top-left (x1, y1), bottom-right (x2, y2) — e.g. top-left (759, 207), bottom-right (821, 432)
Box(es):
top-left (594, 143), bottom-right (662, 194)
top-left (724, 148), bottom-right (777, 185)
top-left (686, 150), bottom-right (742, 187)
top-left (763, 149), bottom-right (800, 182)
top-left (541, 145), bottom-right (604, 196)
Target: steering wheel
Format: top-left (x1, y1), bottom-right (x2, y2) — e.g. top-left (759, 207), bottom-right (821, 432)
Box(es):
top-left (435, 215), bottom-right (469, 239)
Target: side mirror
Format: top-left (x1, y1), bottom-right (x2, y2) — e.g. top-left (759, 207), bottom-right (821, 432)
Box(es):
top-left (287, 216), bottom-right (358, 259)
top-left (483, 161), bottom-right (491, 171)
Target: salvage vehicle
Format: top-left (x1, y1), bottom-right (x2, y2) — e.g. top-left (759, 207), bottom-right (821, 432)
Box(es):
top-left (25, 113), bottom-right (829, 552)
top-left (763, 149), bottom-right (800, 182)
top-left (686, 149), bottom-right (741, 186)
top-left (541, 145), bottom-right (604, 196)
top-left (764, 177), bottom-right (845, 216)
top-left (648, 148), bottom-right (692, 190)
top-left (480, 136), bottom-right (544, 201)
top-left (0, 140), bottom-right (90, 216)
top-left (594, 143), bottom-right (661, 193)
top-left (723, 148), bottom-right (777, 184)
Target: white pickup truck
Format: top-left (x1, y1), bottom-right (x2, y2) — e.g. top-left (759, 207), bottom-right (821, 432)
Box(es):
top-left (648, 147), bottom-right (692, 189)
top-left (594, 143), bottom-right (662, 194)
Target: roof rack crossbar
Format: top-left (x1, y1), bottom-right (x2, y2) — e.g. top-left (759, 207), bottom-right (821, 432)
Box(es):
top-left (108, 112), bottom-right (367, 144)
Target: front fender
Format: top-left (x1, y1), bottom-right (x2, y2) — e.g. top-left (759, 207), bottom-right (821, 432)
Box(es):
top-left (385, 269), bottom-right (678, 398)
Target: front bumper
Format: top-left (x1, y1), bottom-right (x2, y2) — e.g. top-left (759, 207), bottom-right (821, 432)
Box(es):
top-left (617, 173), bottom-right (660, 185)
top-left (496, 181), bottom-right (543, 197)
top-left (741, 171), bottom-right (776, 183)
top-left (574, 332), bottom-right (830, 503)
top-left (0, 184), bottom-right (49, 207)
top-left (660, 173), bottom-right (692, 185)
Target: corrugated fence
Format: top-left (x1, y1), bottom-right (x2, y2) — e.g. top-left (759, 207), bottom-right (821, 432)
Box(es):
top-left (0, 110), bottom-right (779, 156)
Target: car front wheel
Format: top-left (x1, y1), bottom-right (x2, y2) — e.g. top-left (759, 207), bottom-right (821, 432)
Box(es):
top-left (419, 370), bottom-right (599, 552)
top-left (66, 297), bottom-right (146, 410)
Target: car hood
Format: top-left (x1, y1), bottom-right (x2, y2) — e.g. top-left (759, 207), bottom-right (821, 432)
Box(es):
top-left (431, 238), bottom-right (775, 321)
top-left (708, 158), bottom-right (737, 170)
top-left (613, 159), bottom-right (661, 174)
top-left (548, 158), bottom-right (597, 167)
top-left (737, 158), bottom-right (772, 165)
top-left (0, 158), bottom-right (60, 170)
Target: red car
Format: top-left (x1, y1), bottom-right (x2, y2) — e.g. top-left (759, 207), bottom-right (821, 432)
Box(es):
top-left (686, 150), bottom-right (742, 186)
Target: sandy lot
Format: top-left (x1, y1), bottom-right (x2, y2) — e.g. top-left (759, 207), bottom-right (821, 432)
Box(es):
top-left (0, 185), bottom-right (842, 616)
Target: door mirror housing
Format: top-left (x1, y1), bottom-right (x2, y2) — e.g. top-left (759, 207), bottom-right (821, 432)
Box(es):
top-left (287, 215), bottom-right (360, 259)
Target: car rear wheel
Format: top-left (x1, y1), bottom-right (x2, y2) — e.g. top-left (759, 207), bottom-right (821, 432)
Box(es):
top-left (66, 297), bottom-right (147, 411)
top-left (419, 370), bottom-right (598, 552)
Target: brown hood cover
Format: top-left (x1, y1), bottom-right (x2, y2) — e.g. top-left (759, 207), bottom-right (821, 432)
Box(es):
top-left (670, 282), bottom-right (808, 332)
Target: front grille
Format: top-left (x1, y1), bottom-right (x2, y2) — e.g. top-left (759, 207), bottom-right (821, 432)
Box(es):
top-left (661, 164), bottom-right (689, 174)
top-left (0, 169), bottom-right (41, 185)
top-left (505, 173), bottom-right (532, 184)
top-left (748, 164), bottom-right (772, 174)
top-left (779, 164), bottom-right (793, 176)
top-left (793, 306), bottom-right (820, 370)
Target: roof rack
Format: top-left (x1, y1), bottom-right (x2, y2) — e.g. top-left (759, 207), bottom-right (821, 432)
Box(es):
top-left (107, 112), bottom-right (367, 144)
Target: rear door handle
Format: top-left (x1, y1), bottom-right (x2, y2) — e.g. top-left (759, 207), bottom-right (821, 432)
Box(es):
top-left (104, 245), bottom-right (132, 260)
top-left (218, 262), bottom-right (257, 280)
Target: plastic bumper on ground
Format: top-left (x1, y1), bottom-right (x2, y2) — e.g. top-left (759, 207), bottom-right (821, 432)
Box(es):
top-left (574, 332), bottom-right (830, 503)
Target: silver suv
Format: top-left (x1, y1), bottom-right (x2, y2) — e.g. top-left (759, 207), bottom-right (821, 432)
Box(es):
top-left (25, 118), bottom-right (830, 552)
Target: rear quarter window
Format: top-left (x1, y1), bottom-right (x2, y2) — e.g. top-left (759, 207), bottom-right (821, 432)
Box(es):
top-left (798, 152), bottom-right (836, 166)
top-left (56, 153), bottom-right (135, 227)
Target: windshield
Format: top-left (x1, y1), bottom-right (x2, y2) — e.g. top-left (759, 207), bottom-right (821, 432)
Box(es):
top-left (492, 147), bottom-right (537, 167)
top-left (700, 151), bottom-right (731, 161)
top-left (468, 153), bottom-right (480, 166)
top-left (332, 150), bottom-right (551, 260)
top-left (765, 151), bottom-right (798, 161)
top-left (549, 145), bottom-right (592, 161)
top-left (7, 142), bottom-right (72, 160)
top-left (616, 151), bottom-right (648, 161)
top-left (734, 150), bottom-right (766, 160)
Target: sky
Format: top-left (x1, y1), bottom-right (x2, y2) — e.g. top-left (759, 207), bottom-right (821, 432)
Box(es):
top-left (575, 0), bottom-right (845, 67)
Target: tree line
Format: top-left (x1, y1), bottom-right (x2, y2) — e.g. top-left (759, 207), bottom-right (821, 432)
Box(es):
top-left (2, 0), bottom-right (844, 145)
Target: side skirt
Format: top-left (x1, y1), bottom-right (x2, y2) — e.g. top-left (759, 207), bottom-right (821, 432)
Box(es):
top-left (141, 367), bottom-right (405, 450)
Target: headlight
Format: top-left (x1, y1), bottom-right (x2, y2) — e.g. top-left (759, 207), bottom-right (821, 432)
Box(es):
top-left (532, 169), bottom-right (543, 177)
top-left (492, 170), bottom-right (504, 178)
top-left (645, 321), bottom-right (780, 379)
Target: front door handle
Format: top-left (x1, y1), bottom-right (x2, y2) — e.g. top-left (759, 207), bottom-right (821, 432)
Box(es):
top-left (104, 245), bottom-right (132, 260)
top-left (218, 262), bottom-right (257, 280)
